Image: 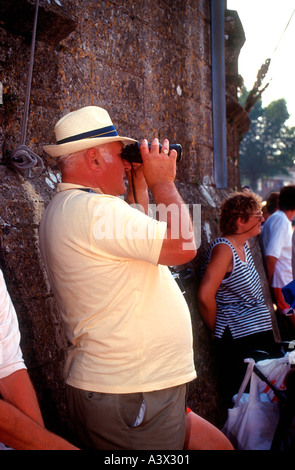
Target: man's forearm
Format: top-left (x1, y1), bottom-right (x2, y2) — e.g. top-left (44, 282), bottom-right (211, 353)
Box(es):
top-left (0, 400), bottom-right (78, 450)
top-left (265, 255), bottom-right (278, 285)
top-left (150, 181), bottom-right (195, 243)
top-left (0, 370), bottom-right (44, 426)
top-left (140, 138), bottom-right (196, 264)
top-left (125, 166), bottom-right (149, 214)
top-left (125, 182), bottom-right (149, 214)
top-left (150, 181), bottom-right (196, 265)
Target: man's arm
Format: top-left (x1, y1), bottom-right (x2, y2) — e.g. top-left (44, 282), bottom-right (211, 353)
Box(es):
top-left (0, 369), bottom-right (44, 425)
top-left (125, 163), bottom-right (149, 214)
top-left (0, 399), bottom-right (78, 450)
top-left (265, 255), bottom-right (278, 286)
top-left (292, 230), bottom-right (295, 278)
top-left (0, 370), bottom-right (79, 450)
top-left (141, 138), bottom-right (197, 265)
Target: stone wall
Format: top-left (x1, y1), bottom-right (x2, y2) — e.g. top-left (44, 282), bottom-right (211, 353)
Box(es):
top-left (0, 0), bottom-right (255, 440)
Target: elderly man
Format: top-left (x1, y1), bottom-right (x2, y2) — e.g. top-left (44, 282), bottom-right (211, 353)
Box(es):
top-left (39, 106), bottom-right (197, 450)
top-left (0, 269), bottom-right (78, 450)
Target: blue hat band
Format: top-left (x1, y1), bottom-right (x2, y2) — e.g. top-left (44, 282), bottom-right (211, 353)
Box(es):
top-left (57, 125), bottom-right (118, 145)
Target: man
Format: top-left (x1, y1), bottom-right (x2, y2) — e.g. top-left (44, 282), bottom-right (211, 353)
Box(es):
top-left (39, 106), bottom-right (197, 450)
top-left (0, 269), bottom-right (78, 450)
top-left (292, 229), bottom-right (295, 279)
top-left (262, 185), bottom-right (295, 328)
top-left (261, 191), bottom-right (279, 222)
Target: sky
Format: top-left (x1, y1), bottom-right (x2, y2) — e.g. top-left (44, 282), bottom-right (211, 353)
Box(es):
top-left (227, 0), bottom-right (295, 126)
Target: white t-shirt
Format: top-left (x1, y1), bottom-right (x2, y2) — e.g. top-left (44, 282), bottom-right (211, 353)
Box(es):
top-left (262, 210), bottom-right (293, 288)
top-left (292, 229), bottom-right (295, 279)
top-left (39, 184), bottom-right (196, 394)
top-left (0, 269), bottom-right (25, 379)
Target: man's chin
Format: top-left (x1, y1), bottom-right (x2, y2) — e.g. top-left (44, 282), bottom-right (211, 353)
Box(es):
top-left (114, 187), bottom-right (128, 198)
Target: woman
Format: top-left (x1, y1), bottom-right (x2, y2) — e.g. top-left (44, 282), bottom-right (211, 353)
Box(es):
top-left (198, 191), bottom-right (281, 408)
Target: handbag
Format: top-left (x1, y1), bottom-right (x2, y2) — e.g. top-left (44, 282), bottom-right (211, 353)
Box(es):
top-left (254, 354), bottom-right (291, 402)
top-left (222, 359), bottom-right (281, 450)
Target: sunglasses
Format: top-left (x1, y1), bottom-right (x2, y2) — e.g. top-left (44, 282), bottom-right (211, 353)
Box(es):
top-left (249, 211), bottom-right (264, 220)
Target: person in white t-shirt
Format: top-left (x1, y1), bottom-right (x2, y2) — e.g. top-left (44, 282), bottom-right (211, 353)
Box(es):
top-left (0, 269), bottom-right (78, 450)
top-left (39, 106), bottom-right (198, 450)
top-left (262, 185), bottom-right (295, 329)
top-left (292, 229), bottom-right (295, 279)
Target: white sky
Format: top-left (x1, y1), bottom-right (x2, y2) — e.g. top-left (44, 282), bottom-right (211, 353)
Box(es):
top-left (227, 0), bottom-right (295, 126)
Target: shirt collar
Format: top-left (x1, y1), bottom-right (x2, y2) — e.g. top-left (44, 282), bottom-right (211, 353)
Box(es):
top-left (56, 183), bottom-right (103, 194)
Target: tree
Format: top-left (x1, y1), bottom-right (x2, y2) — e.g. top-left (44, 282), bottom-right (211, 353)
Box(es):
top-left (239, 97), bottom-right (295, 190)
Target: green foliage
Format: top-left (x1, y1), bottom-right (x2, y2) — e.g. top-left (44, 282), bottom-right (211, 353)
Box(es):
top-left (239, 95), bottom-right (295, 190)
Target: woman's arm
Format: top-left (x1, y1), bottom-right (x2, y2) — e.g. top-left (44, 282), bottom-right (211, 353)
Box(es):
top-left (198, 243), bottom-right (232, 332)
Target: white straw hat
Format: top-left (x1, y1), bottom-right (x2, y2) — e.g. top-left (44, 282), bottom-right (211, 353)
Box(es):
top-left (43, 106), bottom-right (137, 157)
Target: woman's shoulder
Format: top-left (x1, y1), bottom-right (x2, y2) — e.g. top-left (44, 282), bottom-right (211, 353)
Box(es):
top-left (210, 237), bottom-right (234, 250)
top-left (205, 238), bottom-right (234, 263)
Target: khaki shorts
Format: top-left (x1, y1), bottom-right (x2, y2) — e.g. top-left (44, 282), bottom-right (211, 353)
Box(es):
top-left (66, 384), bottom-right (187, 450)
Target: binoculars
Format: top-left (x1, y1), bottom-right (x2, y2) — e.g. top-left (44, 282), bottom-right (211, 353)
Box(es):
top-left (121, 142), bottom-right (182, 163)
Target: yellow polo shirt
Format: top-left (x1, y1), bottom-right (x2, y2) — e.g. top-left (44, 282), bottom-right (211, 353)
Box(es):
top-left (39, 183), bottom-right (196, 393)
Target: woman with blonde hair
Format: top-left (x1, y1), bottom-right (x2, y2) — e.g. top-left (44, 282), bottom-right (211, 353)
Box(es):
top-left (198, 190), bottom-right (281, 408)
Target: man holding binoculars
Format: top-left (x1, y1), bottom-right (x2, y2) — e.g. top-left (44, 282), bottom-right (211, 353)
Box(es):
top-left (39, 105), bottom-right (197, 450)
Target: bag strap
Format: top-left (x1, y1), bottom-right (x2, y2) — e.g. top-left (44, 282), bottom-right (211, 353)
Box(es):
top-left (234, 359), bottom-right (255, 407)
top-left (249, 370), bottom-right (260, 404)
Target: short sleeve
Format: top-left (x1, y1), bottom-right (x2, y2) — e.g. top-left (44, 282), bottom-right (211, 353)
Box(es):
top-left (0, 270), bottom-right (26, 378)
top-left (263, 217), bottom-right (287, 259)
top-left (91, 197), bottom-right (167, 265)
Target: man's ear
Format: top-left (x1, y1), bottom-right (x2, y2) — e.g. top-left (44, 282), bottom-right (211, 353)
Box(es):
top-left (85, 148), bottom-right (100, 171)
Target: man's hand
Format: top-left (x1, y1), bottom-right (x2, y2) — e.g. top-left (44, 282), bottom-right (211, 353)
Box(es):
top-left (140, 138), bottom-right (177, 190)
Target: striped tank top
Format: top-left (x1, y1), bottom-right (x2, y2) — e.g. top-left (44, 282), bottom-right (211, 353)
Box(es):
top-left (203, 237), bottom-right (273, 339)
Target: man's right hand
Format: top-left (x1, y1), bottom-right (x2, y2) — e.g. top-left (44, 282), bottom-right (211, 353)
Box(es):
top-left (140, 138), bottom-right (177, 190)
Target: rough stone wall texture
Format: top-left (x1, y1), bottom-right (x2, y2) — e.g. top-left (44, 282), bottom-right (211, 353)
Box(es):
top-left (0, 0), bottom-right (264, 441)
